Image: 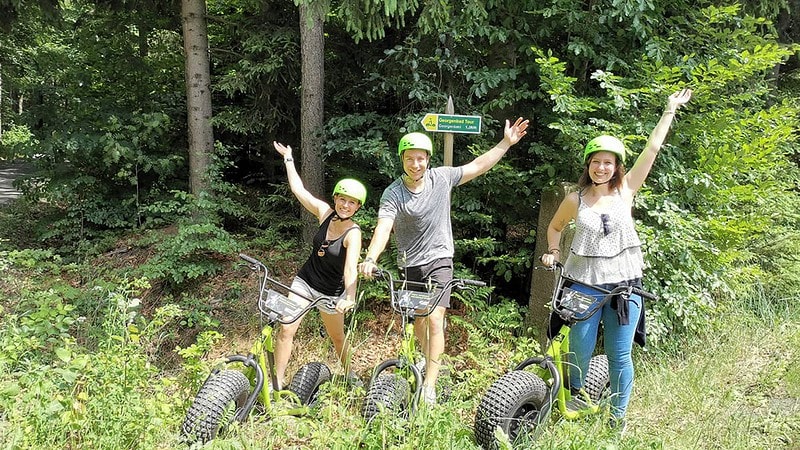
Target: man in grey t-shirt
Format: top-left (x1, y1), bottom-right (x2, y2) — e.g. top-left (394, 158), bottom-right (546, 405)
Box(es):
top-left (359, 118), bottom-right (529, 405)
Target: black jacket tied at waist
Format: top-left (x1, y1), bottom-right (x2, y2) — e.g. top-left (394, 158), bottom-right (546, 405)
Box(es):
top-left (547, 278), bottom-right (647, 348)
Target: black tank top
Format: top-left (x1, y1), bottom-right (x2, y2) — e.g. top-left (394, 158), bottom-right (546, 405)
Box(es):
top-left (297, 213), bottom-right (359, 296)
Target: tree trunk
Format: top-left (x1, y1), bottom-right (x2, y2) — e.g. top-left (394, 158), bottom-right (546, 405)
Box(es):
top-left (0, 63), bottom-right (3, 140)
top-left (181, 0), bottom-right (213, 197)
top-left (770, 0), bottom-right (800, 85)
top-left (528, 183), bottom-right (577, 345)
top-left (137, 18), bottom-right (151, 59)
top-left (299, 2), bottom-right (325, 243)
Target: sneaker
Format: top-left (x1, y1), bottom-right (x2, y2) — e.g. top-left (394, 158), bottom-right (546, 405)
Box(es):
top-left (414, 356), bottom-right (426, 376)
top-left (345, 370), bottom-right (363, 389)
top-left (421, 385), bottom-right (437, 406)
top-left (609, 417), bottom-right (627, 435)
top-left (564, 388), bottom-right (590, 413)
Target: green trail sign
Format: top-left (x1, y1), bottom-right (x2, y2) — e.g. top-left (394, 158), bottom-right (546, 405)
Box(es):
top-left (421, 113), bottom-right (482, 134)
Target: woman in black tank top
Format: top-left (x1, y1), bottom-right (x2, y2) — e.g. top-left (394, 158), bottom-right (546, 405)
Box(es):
top-left (271, 141), bottom-right (367, 389)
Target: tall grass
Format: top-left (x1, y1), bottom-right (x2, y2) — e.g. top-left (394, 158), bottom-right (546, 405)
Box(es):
top-left (0, 249), bottom-right (797, 449)
top-left (628, 292), bottom-right (800, 450)
top-left (175, 289), bottom-right (800, 449)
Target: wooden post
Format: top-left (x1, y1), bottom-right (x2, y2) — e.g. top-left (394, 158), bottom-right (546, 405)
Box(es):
top-left (443, 96), bottom-right (454, 166)
top-left (528, 182), bottom-right (577, 344)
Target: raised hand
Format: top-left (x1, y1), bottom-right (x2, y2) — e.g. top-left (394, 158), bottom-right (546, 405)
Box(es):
top-left (504, 117), bottom-right (529, 146)
top-left (273, 141), bottom-right (292, 158)
top-left (667, 89), bottom-right (692, 112)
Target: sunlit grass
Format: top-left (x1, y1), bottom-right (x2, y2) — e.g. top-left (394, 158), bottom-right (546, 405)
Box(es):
top-left (1, 255), bottom-right (798, 449)
top-left (628, 301), bottom-right (800, 449)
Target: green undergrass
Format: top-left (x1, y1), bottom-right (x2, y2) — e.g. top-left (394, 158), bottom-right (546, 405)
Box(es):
top-left (177, 297), bottom-right (799, 450)
top-left (0, 255), bottom-right (798, 449)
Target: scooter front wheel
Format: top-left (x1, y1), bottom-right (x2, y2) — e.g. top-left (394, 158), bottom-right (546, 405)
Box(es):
top-left (181, 369), bottom-right (250, 444)
top-left (287, 361), bottom-right (332, 406)
top-left (361, 373), bottom-right (410, 422)
top-left (474, 370), bottom-right (549, 450)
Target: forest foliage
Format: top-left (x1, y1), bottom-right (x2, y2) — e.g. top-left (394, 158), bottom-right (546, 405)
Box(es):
top-left (1, 1), bottom-right (799, 448)
top-left (0, 0), bottom-right (798, 362)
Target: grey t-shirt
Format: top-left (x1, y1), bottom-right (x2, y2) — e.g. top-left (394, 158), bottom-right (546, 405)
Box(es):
top-left (378, 166), bottom-right (463, 268)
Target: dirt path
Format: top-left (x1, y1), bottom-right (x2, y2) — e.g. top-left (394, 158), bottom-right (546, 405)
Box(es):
top-left (0, 160), bottom-right (32, 205)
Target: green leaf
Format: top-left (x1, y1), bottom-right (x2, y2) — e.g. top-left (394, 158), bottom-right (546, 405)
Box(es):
top-left (55, 347), bottom-right (72, 363)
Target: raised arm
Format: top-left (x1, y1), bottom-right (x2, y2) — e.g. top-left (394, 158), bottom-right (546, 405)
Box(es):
top-left (626, 89), bottom-right (692, 193)
top-left (274, 141), bottom-right (332, 221)
top-left (459, 117), bottom-right (529, 185)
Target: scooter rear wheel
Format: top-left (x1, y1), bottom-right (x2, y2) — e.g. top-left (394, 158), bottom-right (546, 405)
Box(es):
top-left (474, 370), bottom-right (548, 450)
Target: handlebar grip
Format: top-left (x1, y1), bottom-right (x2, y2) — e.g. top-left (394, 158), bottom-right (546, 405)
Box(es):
top-left (535, 261), bottom-right (563, 271)
top-left (632, 287), bottom-right (658, 301)
top-left (460, 279), bottom-right (486, 287)
top-left (239, 254), bottom-right (259, 265)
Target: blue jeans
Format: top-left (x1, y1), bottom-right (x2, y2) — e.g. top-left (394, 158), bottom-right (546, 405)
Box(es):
top-left (568, 282), bottom-right (642, 419)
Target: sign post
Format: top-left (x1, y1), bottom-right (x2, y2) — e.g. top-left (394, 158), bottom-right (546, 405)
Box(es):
top-left (444, 97), bottom-right (454, 166)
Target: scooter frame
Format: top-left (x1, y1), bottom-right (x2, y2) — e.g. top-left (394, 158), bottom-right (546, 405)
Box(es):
top-left (362, 268), bottom-right (485, 419)
top-left (181, 253), bottom-right (336, 443)
top-left (474, 262), bottom-right (656, 448)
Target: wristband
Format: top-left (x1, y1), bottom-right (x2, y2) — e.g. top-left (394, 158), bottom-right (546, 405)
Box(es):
top-left (548, 248), bottom-right (560, 254)
top-left (284, 157), bottom-right (293, 163)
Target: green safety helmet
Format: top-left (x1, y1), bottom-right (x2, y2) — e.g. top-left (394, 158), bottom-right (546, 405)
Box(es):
top-left (332, 178), bottom-right (367, 204)
top-left (397, 132), bottom-right (433, 157)
top-left (583, 135), bottom-right (626, 164)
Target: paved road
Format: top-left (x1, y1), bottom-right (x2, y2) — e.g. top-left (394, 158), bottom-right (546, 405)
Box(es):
top-left (0, 160), bottom-right (33, 205)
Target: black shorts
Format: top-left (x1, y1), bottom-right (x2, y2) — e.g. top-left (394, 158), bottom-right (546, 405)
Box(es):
top-left (401, 258), bottom-right (454, 309)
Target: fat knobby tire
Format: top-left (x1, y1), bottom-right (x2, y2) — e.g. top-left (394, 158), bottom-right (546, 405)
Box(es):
top-left (585, 354), bottom-right (610, 402)
top-left (474, 370), bottom-right (549, 450)
top-left (362, 373), bottom-right (411, 421)
top-left (287, 361), bottom-right (332, 405)
top-left (181, 369), bottom-right (250, 444)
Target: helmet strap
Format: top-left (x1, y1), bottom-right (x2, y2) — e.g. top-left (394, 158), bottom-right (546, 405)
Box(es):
top-left (404, 163), bottom-right (428, 183)
top-left (332, 212), bottom-right (354, 222)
